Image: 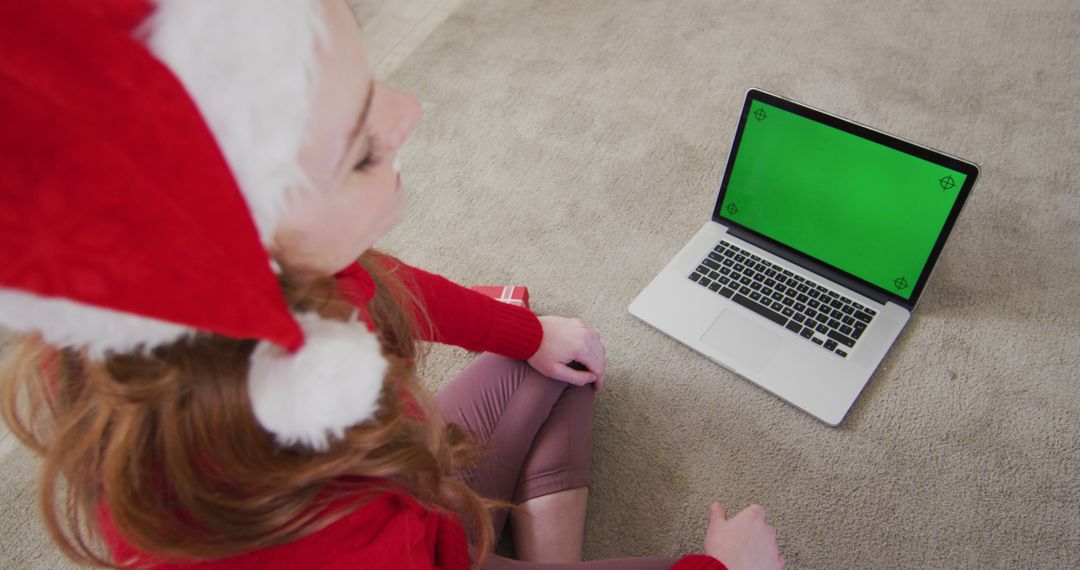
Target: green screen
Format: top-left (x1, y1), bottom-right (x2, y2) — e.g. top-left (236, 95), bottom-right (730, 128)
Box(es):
top-left (719, 101), bottom-right (967, 300)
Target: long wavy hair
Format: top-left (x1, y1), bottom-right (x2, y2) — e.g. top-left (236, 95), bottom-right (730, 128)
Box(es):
top-left (0, 249), bottom-right (495, 568)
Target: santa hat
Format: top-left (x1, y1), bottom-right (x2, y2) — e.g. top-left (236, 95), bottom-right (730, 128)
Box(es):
top-left (0, 0), bottom-right (388, 450)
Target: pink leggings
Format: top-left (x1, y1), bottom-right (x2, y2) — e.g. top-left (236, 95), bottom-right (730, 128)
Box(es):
top-left (436, 353), bottom-right (680, 570)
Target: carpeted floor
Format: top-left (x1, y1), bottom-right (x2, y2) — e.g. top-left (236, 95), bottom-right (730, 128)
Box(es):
top-left (3, 0), bottom-right (1078, 568)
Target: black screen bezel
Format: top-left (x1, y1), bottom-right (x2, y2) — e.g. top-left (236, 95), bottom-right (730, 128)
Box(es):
top-left (711, 89), bottom-right (980, 310)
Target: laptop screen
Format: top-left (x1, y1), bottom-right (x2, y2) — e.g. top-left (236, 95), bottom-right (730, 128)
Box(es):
top-left (717, 96), bottom-right (972, 302)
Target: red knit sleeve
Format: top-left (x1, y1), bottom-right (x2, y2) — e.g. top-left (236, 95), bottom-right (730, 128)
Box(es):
top-left (354, 257), bottom-right (543, 360)
top-left (669, 554), bottom-right (728, 570)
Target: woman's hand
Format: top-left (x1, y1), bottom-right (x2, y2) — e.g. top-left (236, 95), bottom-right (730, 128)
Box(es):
top-left (527, 316), bottom-right (606, 390)
top-left (703, 503), bottom-right (783, 570)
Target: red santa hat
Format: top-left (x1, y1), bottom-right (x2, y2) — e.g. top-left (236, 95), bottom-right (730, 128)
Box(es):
top-left (0, 0), bottom-right (388, 450)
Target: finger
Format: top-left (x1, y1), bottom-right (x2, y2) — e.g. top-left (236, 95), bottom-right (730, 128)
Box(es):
top-left (553, 365), bottom-right (597, 387)
top-left (709, 502), bottom-right (727, 523)
top-left (588, 333), bottom-right (607, 381)
top-left (743, 503), bottom-right (765, 519)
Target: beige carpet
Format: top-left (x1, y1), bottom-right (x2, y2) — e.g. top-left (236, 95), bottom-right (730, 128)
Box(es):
top-left (3, 0), bottom-right (1079, 568)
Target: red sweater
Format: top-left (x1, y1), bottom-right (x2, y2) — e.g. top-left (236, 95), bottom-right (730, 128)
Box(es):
top-left (101, 260), bottom-right (726, 570)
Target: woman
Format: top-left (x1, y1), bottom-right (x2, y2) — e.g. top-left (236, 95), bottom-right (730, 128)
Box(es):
top-left (0, 0), bottom-right (781, 568)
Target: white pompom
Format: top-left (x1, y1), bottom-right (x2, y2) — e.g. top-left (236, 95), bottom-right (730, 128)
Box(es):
top-left (248, 312), bottom-right (388, 451)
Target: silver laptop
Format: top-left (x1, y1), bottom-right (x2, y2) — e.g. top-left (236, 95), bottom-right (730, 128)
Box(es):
top-left (629, 89), bottom-right (979, 425)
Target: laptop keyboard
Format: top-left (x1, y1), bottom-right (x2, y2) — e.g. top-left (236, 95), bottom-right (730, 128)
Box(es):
top-left (689, 240), bottom-right (876, 358)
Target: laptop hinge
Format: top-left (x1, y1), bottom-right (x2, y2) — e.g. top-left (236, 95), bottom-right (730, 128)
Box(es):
top-left (725, 226), bottom-right (895, 307)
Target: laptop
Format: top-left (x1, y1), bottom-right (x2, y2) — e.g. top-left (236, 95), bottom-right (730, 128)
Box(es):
top-left (629, 88), bottom-right (979, 425)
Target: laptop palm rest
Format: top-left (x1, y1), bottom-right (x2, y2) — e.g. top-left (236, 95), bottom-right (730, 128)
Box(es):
top-left (701, 309), bottom-right (782, 372)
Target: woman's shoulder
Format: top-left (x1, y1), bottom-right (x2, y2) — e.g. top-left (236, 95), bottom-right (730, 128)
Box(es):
top-left (104, 480), bottom-right (464, 570)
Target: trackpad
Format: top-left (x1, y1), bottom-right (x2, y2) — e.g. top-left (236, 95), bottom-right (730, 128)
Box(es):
top-left (700, 309), bottom-right (782, 372)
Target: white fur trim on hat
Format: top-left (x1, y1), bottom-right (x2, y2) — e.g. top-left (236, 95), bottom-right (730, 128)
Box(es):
top-left (141, 0), bottom-right (327, 245)
top-left (0, 289), bottom-right (191, 358)
top-left (248, 312), bottom-right (388, 450)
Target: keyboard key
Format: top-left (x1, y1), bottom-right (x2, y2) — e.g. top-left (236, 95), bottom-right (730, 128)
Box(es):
top-left (816, 323), bottom-right (829, 334)
top-left (853, 321), bottom-right (867, 331)
top-left (782, 297), bottom-right (794, 306)
top-left (732, 293), bottom-right (788, 326)
top-left (808, 299), bottom-right (820, 309)
top-left (719, 276), bottom-right (730, 286)
top-left (750, 291), bottom-right (761, 301)
top-left (865, 307), bottom-right (877, 316)
top-left (720, 267), bottom-right (731, 275)
top-left (740, 286), bottom-right (752, 295)
top-left (740, 276), bottom-right (752, 286)
top-left (796, 287), bottom-right (808, 296)
top-left (828, 319), bottom-right (841, 329)
top-left (827, 291), bottom-right (838, 298)
top-left (755, 263), bottom-right (767, 272)
top-left (840, 324), bottom-right (853, 335)
top-left (830, 299), bottom-right (843, 309)
top-left (734, 263), bottom-right (745, 272)
top-left (734, 255), bottom-right (745, 263)
top-left (761, 259), bottom-right (773, 267)
top-left (771, 292), bottom-right (783, 301)
top-left (841, 305), bottom-right (854, 315)
top-left (852, 301), bottom-right (865, 310)
top-left (815, 313), bottom-right (829, 324)
top-left (745, 269), bottom-right (755, 278)
top-left (853, 311), bottom-right (873, 323)
top-left (782, 307), bottom-right (794, 317)
top-left (708, 252), bottom-right (723, 262)
top-left (717, 286), bottom-right (733, 298)
top-left (782, 269), bottom-right (794, 277)
top-left (750, 254), bottom-right (761, 261)
top-left (806, 308), bottom-right (817, 318)
top-left (827, 329), bottom-right (856, 348)
top-left (816, 285), bottom-right (828, 292)
top-left (750, 281), bottom-right (762, 290)
top-left (842, 315), bottom-right (855, 325)
top-left (704, 259), bottom-right (720, 270)
top-left (835, 349), bottom-right (848, 358)
top-left (785, 288), bottom-right (797, 298)
top-left (840, 296), bottom-right (853, 305)
top-left (832, 309), bottom-right (845, 319)
top-left (793, 313), bottom-right (806, 323)
top-left (852, 327), bottom-right (864, 340)
top-left (794, 303), bottom-right (806, 312)
top-left (776, 284), bottom-right (787, 293)
top-left (723, 258), bottom-right (734, 267)
top-left (764, 278), bottom-right (776, 287)
top-left (723, 249), bottom-right (736, 258)
top-left (762, 287), bottom-right (773, 297)
top-left (799, 326), bottom-right (814, 339)
top-left (824, 339), bottom-right (838, 351)
top-left (690, 273), bottom-right (703, 282)
top-left (808, 289), bottom-right (821, 299)
top-left (752, 272), bottom-right (764, 282)
top-left (811, 337), bottom-right (824, 345)
top-left (793, 274), bottom-right (804, 282)
top-left (709, 282), bottom-right (721, 292)
top-left (785, 320), bottom-right (802, 333)
top-left (696, 264), bottom-right (710, 274)
top-left (771, 301), bottom-right (784, 311)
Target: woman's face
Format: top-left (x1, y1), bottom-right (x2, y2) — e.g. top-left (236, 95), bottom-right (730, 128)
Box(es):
top-left (274, 0), bottom-right (423, 276)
